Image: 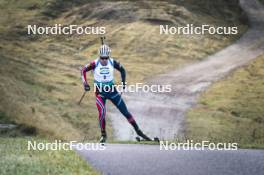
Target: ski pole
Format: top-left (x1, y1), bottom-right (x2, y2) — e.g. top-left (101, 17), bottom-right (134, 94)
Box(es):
top-left (100, 36), bottom-right (105, 45)
top-left (78, 36), bottom-right (105, 105)
top-left (78, 91), bottom-right (86, 105)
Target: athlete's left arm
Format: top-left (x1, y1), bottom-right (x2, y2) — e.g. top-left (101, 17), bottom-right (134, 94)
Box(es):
top-left (113, 60), bottom-right (126, 85)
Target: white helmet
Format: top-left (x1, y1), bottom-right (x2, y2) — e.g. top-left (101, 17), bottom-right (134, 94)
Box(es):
top-left (99, 44), bottom-right (111, 57)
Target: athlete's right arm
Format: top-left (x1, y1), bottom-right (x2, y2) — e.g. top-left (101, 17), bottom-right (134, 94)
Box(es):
top-left (81, 61), bottom-right (95, 86)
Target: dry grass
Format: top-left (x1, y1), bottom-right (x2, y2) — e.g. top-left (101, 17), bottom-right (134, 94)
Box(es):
top-left (0, 137), bottom-right (99, 175)
top-left (186, 54), bottom-right (264, 148)
top-left (0, 0), bottom-right (247, 141)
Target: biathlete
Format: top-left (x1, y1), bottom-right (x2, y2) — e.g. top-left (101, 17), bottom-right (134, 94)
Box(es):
top-left (81, 44), bottom-right (151, 143)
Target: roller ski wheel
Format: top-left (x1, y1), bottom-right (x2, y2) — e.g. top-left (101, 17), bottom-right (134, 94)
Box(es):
top-left (135, 136), bottom-right (160, 143)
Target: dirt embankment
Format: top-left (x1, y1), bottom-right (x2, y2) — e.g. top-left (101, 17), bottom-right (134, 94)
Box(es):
top-left (110, 0), bottom-right (264, 140)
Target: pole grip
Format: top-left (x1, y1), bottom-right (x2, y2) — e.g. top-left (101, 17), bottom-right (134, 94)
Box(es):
top-left (100, 36), bottom-right (105, 45)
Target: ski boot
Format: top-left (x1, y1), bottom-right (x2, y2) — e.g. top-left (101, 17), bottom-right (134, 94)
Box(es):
top-left (135, 129), bottom-right (152, 141)
top-left (99, 131), bottom-right (107, 143)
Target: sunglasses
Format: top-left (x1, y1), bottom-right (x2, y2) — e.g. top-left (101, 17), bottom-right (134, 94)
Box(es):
top-left (100, 57), bottom-right (109, 60)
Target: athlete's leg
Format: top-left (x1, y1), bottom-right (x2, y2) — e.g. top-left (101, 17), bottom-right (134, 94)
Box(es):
top-left (109, 90), bottom-right (151, 140)
top-left (109, 91), bottom-right (138, 128)
top-left (95, 93), bottom-right (107, 140)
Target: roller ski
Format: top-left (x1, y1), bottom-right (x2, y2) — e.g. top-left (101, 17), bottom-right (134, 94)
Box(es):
top-left (135, 129), bottom-right (160, 142)
top-left (136, 136), bottom-right (160, 142)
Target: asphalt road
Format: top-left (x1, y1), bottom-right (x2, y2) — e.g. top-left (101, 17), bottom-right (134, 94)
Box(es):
top-left (75, 144), bottom-right (264, 175)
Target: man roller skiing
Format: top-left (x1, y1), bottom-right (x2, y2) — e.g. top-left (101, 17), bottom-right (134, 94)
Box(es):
top-left (81, 43), bottom-right (151, 143)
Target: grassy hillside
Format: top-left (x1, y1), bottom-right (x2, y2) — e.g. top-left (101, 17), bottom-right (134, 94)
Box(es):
top-left (0, 0), bottom-right (247, 141)
top-left (186, 54), bottom-right (264, 148)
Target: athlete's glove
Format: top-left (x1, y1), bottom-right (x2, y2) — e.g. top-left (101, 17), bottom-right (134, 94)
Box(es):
top-left (121, 82), bottom-right (126, 90)
top-left (84, 83), bottom-right (90, 91)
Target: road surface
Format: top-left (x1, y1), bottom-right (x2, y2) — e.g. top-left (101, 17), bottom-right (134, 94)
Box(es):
top-left (75, 144), bottom-right (264, 175)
